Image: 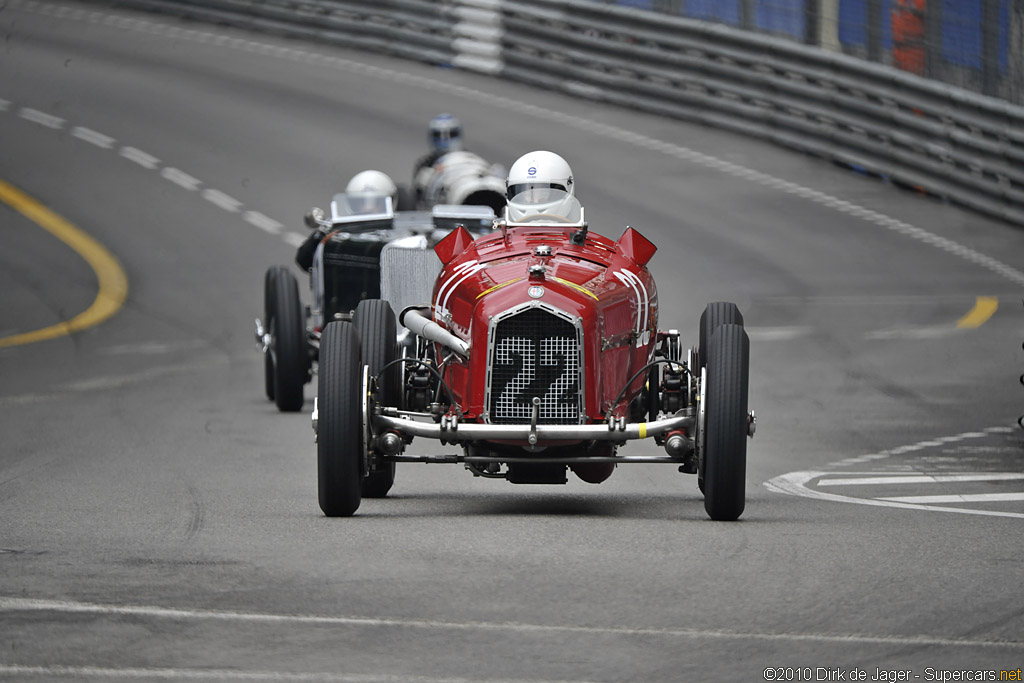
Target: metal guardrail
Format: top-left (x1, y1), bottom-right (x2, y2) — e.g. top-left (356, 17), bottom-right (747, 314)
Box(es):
top-left (101, 0), bottom-right (1024, 227)
top-left (111, 0), bottom-right (457, 65)
top-left (500, 0), bottom-right (1024, 226)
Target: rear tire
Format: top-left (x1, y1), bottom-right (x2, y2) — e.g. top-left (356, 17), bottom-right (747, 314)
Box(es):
top-left (702, 324), bottom-right (749, 521)
top-left (267, 266), bottom-right (307, 412)
top-left (263, 268), bottom-right (277, 401)
top-left (352, 300), bottom-right (398, 498)
top-left (317, 322), bottom-right (364, 517)
top-left (699, 302), bottom-right (743, 370)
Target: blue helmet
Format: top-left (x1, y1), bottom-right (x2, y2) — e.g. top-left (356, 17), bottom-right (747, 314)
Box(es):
top-left (429, 113), bottom-right (463, 153)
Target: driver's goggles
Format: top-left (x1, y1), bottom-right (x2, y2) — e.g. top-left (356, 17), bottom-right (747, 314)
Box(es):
top-left (506, 182), bottom-right (567, 202)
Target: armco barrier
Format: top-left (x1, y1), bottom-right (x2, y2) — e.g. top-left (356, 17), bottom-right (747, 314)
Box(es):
top-left (99, 0), bottom-right (1024, 227)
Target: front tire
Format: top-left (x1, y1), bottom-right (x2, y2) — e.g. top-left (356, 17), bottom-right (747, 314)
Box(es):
top-left (317, 321), bottom-right (364, 517)
top-left (352, 300), bottom-right (398, 498)
top-left (266, 266), bottom-right (307, 412)
top-left (702, 323), bottom-right (750, 521)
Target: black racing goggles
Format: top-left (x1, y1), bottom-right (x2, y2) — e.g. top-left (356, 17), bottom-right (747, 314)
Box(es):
top-left (431, 128), bottom-right (461, 143)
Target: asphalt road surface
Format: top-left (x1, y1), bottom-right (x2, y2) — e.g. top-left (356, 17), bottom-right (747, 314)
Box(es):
top-left (1, 2), bottom-right (1022, 681)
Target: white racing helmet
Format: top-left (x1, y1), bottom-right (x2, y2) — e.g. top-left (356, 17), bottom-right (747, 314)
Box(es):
top-left (505, 151), bottom-right (576, 222)
top-left (345, 170), bottom-right (398, 213)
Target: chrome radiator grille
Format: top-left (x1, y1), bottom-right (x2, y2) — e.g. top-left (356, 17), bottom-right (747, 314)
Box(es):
top-left (380, 243), bottom-right (441, 317)
top-left (487, 305), bottom-right (583, 425)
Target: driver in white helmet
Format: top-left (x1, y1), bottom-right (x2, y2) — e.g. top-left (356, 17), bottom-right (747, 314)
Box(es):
top-left (295, 170), bottom-right (398, 271)
top-left (342, 169), bottom-right (398, 215)
top-left (505, 151), bottom-right (579, 223)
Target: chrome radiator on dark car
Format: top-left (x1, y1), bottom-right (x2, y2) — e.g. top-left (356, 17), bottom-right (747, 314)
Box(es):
top-left (485, 304), bottom-right (584, 425)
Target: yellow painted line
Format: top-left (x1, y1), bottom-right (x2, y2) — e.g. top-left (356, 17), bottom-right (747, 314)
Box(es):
top-left (638, 423), bottom-right (647, 439)
top-left (956, 296), bottom-right (998, 329)
top-left (551, 276), bottom-right (599, 301)
top-left (0, 179), bottom-right (128, 348)
top-left (475, 277), bottom-right (523, 300)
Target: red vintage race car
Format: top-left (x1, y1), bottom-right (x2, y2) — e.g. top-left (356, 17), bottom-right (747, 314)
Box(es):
top-left (313, 190), bottom-right (754, 521)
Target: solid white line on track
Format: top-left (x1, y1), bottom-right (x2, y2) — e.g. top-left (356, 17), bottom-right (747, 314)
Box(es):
top-left (1, 597), bottom-right (1022, 650)
top-left (765, 470), bottom-right (1024, 520)
top-left (864, 326), bottom-right (959, 340)
top-left (986, 426), bottom-right (1016, 433)
top-left (744, 326), bottom-right (812, 341)
top-left (818, 473), bottom-right (1024, 486)
top-left (0, 664), bottom-right (596, 683)
top-left (878, 493), bottom-right (1024, 504)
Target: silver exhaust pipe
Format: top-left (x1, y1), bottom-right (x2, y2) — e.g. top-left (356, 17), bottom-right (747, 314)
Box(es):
top-left (399, 307), bottom-right (470, 359)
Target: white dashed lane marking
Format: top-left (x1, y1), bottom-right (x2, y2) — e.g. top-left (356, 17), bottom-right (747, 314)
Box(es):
top-left (120, 146), bottom-right (160, 170)
top-left (5, 97), bottom-right (292, 246)
top-left (18, 107), bottom-right (64, 129)
top-left (202, 188), bottom-right (243, 212)
top-left (282, 232), bottom-right (306, 248)
top-left (160, 167), bottom-right (202, 191)
top-left (244, 210), bottom-right (284, 235)
top-left (71, 126), bottom-right (115, 149)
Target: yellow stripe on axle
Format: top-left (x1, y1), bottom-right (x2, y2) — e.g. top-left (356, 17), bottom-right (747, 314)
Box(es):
top-left (956, 296), bottom-right (998, 329)
top-left (0, 179), bottom-right (128, 348)
top-left (638, 422), bottom-right (647, 439)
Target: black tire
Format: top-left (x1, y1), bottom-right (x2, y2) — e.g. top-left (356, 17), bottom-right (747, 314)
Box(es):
top-left (702, 324), bottom-right (749, 521)
top-left (267, 266), bottom-right (307, 412)
top-left (263, 268), bottom-right (277, 401)
top-left (352, 300), bottom-right (398, 498)
top-left (264, 353), bottom-right (276, 402)
top-left (317, 321), bottom-right (364, 517)
top-left (698, 302), bottom-right (743, 370)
